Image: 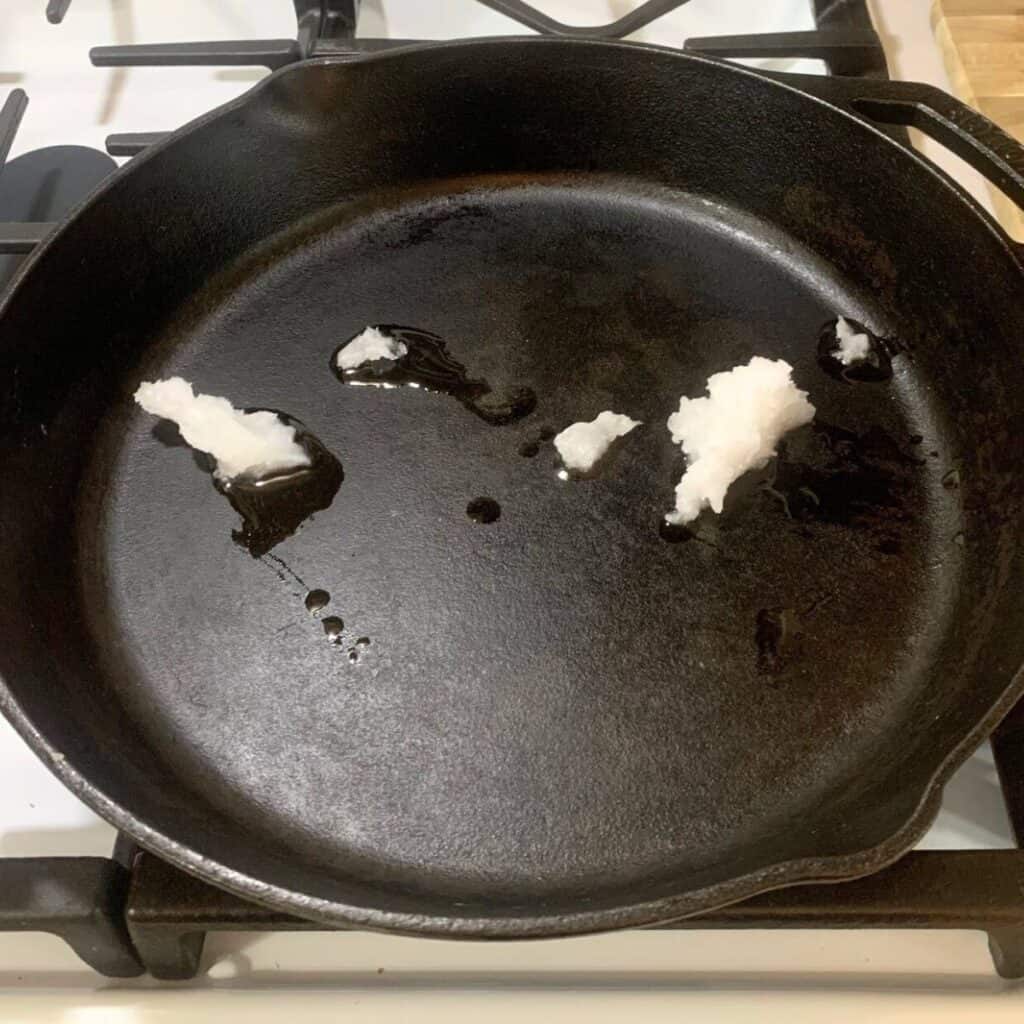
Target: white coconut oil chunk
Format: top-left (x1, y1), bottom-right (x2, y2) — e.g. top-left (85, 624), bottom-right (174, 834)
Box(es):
top-left (834, 316), bottom-right (871, 366)
top-left (665, 357), bottom-right (815, 525)
top-left (336, 326), bottom-right (408, 371)
top-left (554, 411), bottom-right (641, 475)
top-left (134, 377), bottom-right (311, 480)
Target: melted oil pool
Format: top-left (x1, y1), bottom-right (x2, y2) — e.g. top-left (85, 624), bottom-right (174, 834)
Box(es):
top-left (817, 318), bottom-right (897, 384)
top-left (332, 325), bottom-right (536, 426)
top-left (214, 414), bottom-right (343, 558)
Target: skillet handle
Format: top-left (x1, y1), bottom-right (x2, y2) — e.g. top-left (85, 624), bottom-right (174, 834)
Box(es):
top-left (847, 82), bottom-right (1024, 214)
top-left (773, 74), bottom-right (1024, 251)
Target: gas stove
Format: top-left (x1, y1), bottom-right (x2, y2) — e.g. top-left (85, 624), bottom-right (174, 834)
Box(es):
top-left (2, 0), bottom-right (1023, 1011)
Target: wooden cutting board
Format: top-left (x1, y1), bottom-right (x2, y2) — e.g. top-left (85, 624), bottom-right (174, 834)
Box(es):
top-left (932, 0), bottom-right (1024, 237)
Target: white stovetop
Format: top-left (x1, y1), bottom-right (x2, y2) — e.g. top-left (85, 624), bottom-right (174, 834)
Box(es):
top-left (1, 1), bottom-right (1022, 1019)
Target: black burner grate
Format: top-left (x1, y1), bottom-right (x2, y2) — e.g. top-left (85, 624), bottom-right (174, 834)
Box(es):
top-left (2, 0), bottom-right (1023, 981)
top-left (0, 90), bottom-right (54, 256)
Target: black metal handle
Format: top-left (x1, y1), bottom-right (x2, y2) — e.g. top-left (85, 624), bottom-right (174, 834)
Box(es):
top-left (846, 82), bottom-right (1024, 218)
top-left (770, 74), bottom-right (1024, 252)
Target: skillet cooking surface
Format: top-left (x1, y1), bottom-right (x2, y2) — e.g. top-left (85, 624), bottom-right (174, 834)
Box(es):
top-left (89, 179), bottom-right (948, 905)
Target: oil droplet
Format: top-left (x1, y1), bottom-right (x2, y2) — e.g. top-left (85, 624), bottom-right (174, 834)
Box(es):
top-left (322, 616), bottom-right (345, 643)
top-left (658, 520), bottom-right (695, 543)
top-left (216, 414), bottom-right (344, 558)
top-left (304, 589), bottom-right (330, 615)
top-left (817, 318), bottom-right (895, 384)
top-left (332, 325), bottom-right (536, 426)
top-left (346, 638), bottom-right (370, 663)
top-left (467, 497), bottom-right (501, 523)
top-left (942, 468), bottom-right (961, 491)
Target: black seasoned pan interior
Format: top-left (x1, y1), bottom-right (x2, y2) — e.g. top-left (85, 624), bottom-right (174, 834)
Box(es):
top-left (1, 40), bottom-right (1023, 935)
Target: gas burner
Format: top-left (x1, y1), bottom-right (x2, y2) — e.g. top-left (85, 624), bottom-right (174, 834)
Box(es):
top-left (84, 0), bottom-right (886, 76)
top-left (0, 93), bottom-right (115, 290)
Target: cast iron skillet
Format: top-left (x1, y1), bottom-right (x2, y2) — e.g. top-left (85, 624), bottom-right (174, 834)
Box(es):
top-left (2, 38), bottom-right (1024, 937)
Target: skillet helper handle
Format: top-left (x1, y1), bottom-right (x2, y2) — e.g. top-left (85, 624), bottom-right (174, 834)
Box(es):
top-left (843, 81), bottom-right (1024, 243)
